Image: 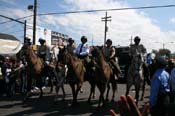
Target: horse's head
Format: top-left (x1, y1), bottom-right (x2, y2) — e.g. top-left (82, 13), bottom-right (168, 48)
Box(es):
top-left (58, 46), bottom-right (70, 64)
top-left (91, 46), bottom-right (102, 58)
top-left (16, 45), bottom-right (30, 60)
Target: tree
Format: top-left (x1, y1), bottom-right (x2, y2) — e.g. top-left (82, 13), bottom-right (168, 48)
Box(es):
top-left (158, 48), bottom-right (171, 58)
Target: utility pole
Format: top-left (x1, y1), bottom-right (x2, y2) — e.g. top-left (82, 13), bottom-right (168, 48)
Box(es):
top-left (163, 43), bottom-right (165, 49)
top-left (33, 0), bottom-right (37, 45)
top-left (91, 34), bottom-right (94, 46)
top-left (101, 12), bottom-right (111, 45)
top-left (130, 36), bottom-right (133, 46)
top-left (24, 20), bottom-right (27, 43)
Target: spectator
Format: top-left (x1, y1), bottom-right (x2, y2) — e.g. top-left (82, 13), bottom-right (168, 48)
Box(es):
top-left (150, 56), bottom-right (170, 116)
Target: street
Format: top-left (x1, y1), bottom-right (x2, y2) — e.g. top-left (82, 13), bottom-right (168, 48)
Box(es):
top-left (0, 82), bottom-right (150, 116)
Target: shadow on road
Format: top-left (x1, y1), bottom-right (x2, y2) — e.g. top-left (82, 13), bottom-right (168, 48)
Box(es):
top-left (0, 93), bottom-right (119, 116)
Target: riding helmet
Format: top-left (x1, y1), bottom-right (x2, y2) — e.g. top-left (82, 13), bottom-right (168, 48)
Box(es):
top-left (106, 39), bottom-right (112, 45)
top-left (81, 36), bottom-right (87, 43)
top-left (134, 36), bottom-right (141, 42)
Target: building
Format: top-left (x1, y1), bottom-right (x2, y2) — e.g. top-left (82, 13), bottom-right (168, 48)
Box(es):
top-left (0, 33), bottom-right (22, 56)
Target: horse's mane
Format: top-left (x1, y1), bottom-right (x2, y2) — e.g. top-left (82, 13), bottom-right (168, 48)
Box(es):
top-left (91, 46), bottom-right (105, 60)
top-left (29, 46), bottom-right (38, 59)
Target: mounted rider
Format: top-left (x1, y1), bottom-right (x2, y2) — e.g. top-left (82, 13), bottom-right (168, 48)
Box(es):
top-left (129, 36), bottom-right (146, 61)
top-left (67, 38), bottom-right (76, 55)
top-left (128, 36), bottom-right (149, 81)
top-left (102, 39), bottom-right (121, 77)
top-left (75, 36), bottom-right (90, 59)
top-left (37, 38), bottom-right (51, 64)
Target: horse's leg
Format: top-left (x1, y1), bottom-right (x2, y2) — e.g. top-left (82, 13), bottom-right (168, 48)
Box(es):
top-left (141, 78), bottom-right (145, 101)
top-left (92, 84), bottom-right (96, 98)
top-left (37, 77), bottom-right (43, 99)
top-left (105, 83), bottom-right (110, 102)
top-left (74, 82), bottom-right (82, 103)
top-left (111, 78), bottom-right (117, 102)
top-left (101, 84), bottom-right (107, 107)
top-left (87, 82), bottom-right (95, 104)
top-left (61, 83), bottom-right (65, 101)
top-left (97, 83), bottom-right (106, 109)
top-left (60, 77), bottom-right (65, 101)
top-left (134, 80), bottom-right (140, 105)
top-left (125, 77), bottom-right (132, 96)
top-left (49, 75), bottom-right (53, 93)
top-left (70, 83), bottom-right (76, 105)
top-left (24, 74), bottom-right (32, 101)
top-left (54, 82), bottom-right (60, 102)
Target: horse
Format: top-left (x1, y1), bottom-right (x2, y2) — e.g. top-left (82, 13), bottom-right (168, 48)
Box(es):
top-left (90, 46), bottom-right (117, 109)
top-left (50, 46), bottom-right (66, 102)
top-left (58, 47), bottom-right (85, 105)
top-left (125, 54), bottom-right (145, 105)
top-left (16, 45), bottom-right (46, 100)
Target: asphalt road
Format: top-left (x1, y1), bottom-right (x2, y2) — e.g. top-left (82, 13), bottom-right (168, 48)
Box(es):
top-left (0, 82), bottom-right (150, 116)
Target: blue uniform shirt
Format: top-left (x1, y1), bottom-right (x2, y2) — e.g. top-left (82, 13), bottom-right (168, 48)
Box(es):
top-left (150, 68), bottom-right (170, 107)
top-left (75, 43), bottom-right (89, 56)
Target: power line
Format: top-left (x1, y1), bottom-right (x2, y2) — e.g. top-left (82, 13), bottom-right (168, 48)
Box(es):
top-left (0, 4), bottom-right (175, 24)
top-left (0, 15), bottom-right (33, 24)
top-left (38, 4), bottom-right (175, 16)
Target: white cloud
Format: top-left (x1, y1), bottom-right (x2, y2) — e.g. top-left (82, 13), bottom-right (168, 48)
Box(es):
top-left (170, 17), bottom-right (175, 24)
top-left (1, 0), bottom-right (16, 5)
top-left (40, 0), bottom-right (175, 52)
top-left (1, 0), bottom-right (175, 53)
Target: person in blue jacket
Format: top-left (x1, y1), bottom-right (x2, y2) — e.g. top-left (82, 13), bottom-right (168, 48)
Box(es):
top-left (150, 56), bottom-right (170, 116)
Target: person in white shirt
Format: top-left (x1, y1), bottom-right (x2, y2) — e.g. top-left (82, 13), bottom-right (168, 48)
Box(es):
top-left (75, 36), bottom-right (90, 59)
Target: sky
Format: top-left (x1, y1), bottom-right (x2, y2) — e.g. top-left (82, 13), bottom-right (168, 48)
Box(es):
top-left (0, 0), bottom-right (175, 53)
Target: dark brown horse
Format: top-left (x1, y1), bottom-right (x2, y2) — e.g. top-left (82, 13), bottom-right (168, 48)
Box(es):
top-left (17, 45), bottom-right (45, 100)
top-left (91, 46), bottom-right (117, 109)
top-left (125, 54), bottom-right (145, 105)
top-left (59, 47), bottom-right (85, 105)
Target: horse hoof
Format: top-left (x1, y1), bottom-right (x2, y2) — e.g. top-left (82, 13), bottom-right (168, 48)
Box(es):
top-left (106, 98), bottom-right (109, 102)
top-left (49, 91), bottom-right (53, 94)
top-left (96, 106), bottom-right (100, 111)
top-left (71, 102), bottom-right (79, 107)
top-left (102, 104), bottom-right (107, 108)
top-left (111, 99), bottom-right (115, 102)
top-left (80, 89), bottom-right (83, 93)
top-left (39, 95), bottom-right (43, 99)
top-left (87, 99), bottom-right (91, 104)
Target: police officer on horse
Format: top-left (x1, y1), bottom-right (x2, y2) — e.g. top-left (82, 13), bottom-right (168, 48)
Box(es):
top-left (102, 39), bottom-right (121, 77)
top-left (37, 38), bottom-right (50, 64)
top-left (129, 36), bottom-right (146, 60)
top-left (75, 36), bottom-right (90, 59)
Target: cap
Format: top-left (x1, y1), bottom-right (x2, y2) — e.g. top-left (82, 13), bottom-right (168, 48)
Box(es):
top-left (68, 38), bottom-right (74, 43)
top-left (81, 36), bottom-right (87, 42)
top-left (106, 39), bottom-right (112, 45)
top-left (134, 36), bottom-right (141, 42)
top-left (38, 38), bottom-right (46, 43)
top-left (155, 56), bottom-right (167, 67)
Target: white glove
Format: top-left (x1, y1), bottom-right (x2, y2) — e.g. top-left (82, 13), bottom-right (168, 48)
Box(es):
top-left (45, 61), bottom-right (49, 65)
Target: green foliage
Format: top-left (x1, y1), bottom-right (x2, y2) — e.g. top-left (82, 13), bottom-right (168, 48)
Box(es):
top-left (158, 49), bottom-right (171, 57)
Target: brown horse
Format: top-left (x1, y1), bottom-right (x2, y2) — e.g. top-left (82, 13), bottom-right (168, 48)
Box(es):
top-left (91, 46), bottom-right (117, 109)
top-left (59, 47), bottom-right (85, 105)
top-left (51, 49), bottom-right (66, 102)
top-left (17, 45), bottom-right (45, 100)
